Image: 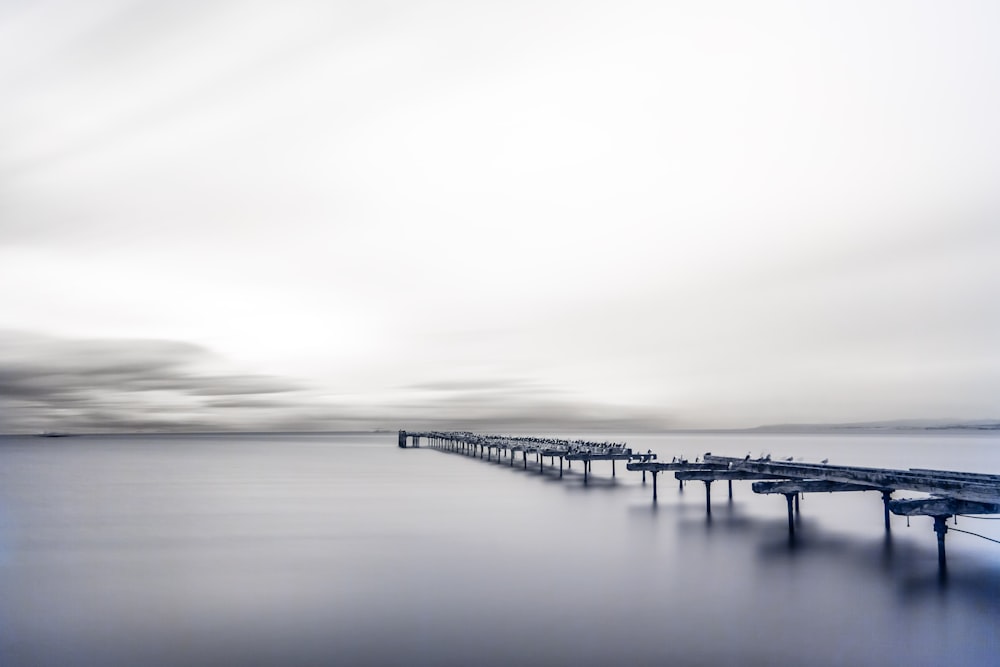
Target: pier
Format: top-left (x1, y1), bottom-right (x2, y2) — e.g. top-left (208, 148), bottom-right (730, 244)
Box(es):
top-left (398, 429), bottom-right (643, 482)
top-left (399, 430), bottom-right (1000, 576)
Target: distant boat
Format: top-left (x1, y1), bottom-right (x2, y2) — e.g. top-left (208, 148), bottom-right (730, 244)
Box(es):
top-left (36, 431), bottom-right (72, 438)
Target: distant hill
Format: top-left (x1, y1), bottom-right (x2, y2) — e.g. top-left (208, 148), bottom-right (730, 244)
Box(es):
top-left (748, 419), bottom-right (1000, 433)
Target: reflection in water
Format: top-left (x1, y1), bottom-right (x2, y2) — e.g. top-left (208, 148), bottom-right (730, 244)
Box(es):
top-left (0, 432), bottom-right (998, 666)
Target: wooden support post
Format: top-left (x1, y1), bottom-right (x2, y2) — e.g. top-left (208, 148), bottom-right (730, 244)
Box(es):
top-left (705, 480), bottom-right (713, 516)
top-left (785, 493), bottom-right (795, 536)
top-left (728, 480), bottom-right (733, 501)
top-left (881, 490), bottom-right (892, 532)
top-left (584, 459), bottom-right (589, 485)
top-left (540, 454), bottom-right (544, 474)
top-left (523, 451), bottom-right (527, 470)
top-left (642, 470), bottom-right (646, 484)
top-left (934, 515), bottom-right (949, 578)
top-left (559, 456), bottom-right (563, 478)
top-left (652, 471), bottom-right (658, 501)
top-left (794, 492), bottom-right (800, 514)
top-left (612, 459), bottom-right (616, 477)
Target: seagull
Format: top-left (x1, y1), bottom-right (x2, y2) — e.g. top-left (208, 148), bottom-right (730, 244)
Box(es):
top-left (820, 458), bottom-right (829, 464)
top-left (784, 456), bottom-right (794, 461)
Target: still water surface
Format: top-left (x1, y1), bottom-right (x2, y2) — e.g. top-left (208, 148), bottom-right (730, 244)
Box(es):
top-left (1, 432), bottom-right (998, 666)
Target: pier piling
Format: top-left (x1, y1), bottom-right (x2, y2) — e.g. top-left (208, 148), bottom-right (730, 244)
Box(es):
top-left (881, 490), bottom-right (892, 532)
top-left (934, 515), bottom-right (949, 578)
top-left (785, 493), bottom-right (796, 536)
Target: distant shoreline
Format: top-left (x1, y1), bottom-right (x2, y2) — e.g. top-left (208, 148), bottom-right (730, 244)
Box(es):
top-left (3, 422), bottom-right (1000, 438)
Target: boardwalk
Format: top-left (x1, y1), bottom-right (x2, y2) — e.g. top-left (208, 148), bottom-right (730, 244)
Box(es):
top-left (400, 430), bottom-right (1000, 576)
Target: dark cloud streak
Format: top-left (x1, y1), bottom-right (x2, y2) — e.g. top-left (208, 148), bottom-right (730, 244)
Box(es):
top-left (0, 330), bottom-right (306, 432)
top-left (0, 331), bottom-right (668, 434)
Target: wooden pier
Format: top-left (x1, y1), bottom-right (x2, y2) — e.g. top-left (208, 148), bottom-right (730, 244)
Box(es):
top-left (399, 430), bottom-right (645, 482)
top-left (400, 430), bottom-right (1000, 576)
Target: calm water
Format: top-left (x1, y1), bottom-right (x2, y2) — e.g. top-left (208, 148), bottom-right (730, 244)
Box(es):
top-left (1, 432), bottom-right (998, 666)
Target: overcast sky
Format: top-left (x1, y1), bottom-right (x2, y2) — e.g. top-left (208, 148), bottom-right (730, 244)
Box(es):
top-left (2, 0), bottom-right (999, 433)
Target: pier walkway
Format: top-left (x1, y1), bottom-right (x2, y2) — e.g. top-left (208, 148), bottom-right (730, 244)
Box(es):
top-left (399, 430), bottom-right (1000, 576)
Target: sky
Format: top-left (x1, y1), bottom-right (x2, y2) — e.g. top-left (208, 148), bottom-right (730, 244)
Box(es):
top-left (2, 0), bottom-right (999, 433)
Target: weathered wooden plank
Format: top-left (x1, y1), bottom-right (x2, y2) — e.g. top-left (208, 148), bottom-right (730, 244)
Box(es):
top-left (676, 470), bottom-right (788, 482)
top-left (908, 468), bottom-right (1000, 482)
top-left (565, 452), bottom-right (632, 461)
top-left (626, 462), bottom-right (728, 472)
top-left (888, 498), bottom-right (1000, 516)
top-left (704, 455), bottom-right (1000, 504)
top-left (752, 480), bottom-right (880, 495)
